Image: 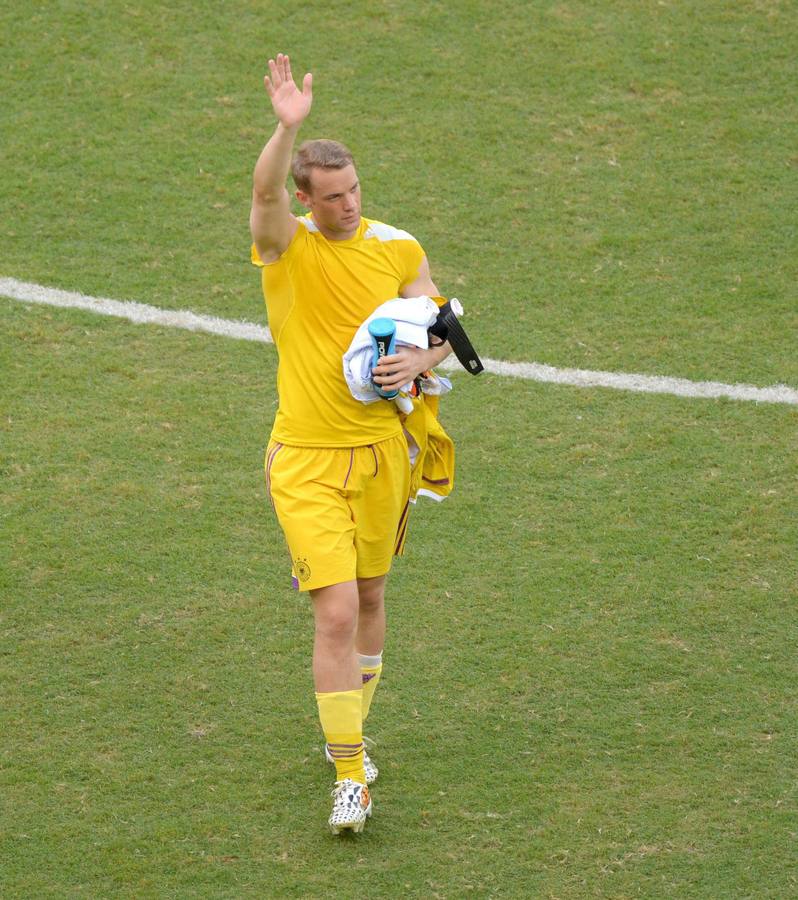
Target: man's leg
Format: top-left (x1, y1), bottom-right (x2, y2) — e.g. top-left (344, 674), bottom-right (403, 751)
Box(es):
top-left (356, 575), bottom-right (386, 722)
top-left (312, 580), bottom-right (367, 786)
top-left (265, 443), bottom-right (372, 830)
top-left (350, 435), bottom-right (410, 725)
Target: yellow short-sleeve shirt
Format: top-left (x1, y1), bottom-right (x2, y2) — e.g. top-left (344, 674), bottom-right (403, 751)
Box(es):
top-left (251, 215), bottom-right (426, 447)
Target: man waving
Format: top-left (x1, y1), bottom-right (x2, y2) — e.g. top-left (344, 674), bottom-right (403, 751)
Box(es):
top-left (250, 54), bottom-right (451, 833)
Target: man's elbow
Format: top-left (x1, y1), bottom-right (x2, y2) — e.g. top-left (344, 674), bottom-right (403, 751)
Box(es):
top-left (252, 184), bottom-right (287, 207)
top-left (249, 194), bottom-right (281, 239)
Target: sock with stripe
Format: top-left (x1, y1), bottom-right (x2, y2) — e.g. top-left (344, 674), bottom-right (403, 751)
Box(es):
top-left (359, 652), bottom-right (383, 721)
top-left (315, 689), bottom-right (366, 784)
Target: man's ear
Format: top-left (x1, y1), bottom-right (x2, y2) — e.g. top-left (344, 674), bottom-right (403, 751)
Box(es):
top-left (295, 189), bottom-right (311, 209)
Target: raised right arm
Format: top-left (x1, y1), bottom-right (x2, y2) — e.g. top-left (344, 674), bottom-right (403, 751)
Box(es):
top-left (250, 54), bottom-right (313, 263)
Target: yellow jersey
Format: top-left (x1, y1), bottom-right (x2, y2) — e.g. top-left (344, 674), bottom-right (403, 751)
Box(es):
top-left (252, 215), bottom-right (426, 447)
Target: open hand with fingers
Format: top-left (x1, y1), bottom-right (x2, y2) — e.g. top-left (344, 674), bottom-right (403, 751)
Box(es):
top-left (264, 53), bottom-right (312, 129)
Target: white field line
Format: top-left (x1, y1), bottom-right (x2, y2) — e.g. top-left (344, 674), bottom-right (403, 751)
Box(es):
top-left (2, 276), bottom-right (797, 407)
top-left (0, 277), bottom-right (273, 344)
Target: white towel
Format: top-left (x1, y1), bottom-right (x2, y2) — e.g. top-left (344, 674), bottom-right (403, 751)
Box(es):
top-left (342, 296), bottom-right (442, 404)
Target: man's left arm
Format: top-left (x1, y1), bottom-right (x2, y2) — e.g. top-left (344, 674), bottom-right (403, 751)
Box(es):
top-left (372, 256), bottom-right (452, 391)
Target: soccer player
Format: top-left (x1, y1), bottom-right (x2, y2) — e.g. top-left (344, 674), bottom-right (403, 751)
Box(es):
top-left (249, 53), bottom-right (451, 834)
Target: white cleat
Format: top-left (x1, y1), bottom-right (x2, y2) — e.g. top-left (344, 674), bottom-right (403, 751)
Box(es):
top-left (325, 740), bottom-right (379, 784)
top-left (329, 779), bottom-right (372, 835)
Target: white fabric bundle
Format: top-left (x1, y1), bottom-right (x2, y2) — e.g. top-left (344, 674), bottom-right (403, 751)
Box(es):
top-left (342, 296), bottom-right (442, 404)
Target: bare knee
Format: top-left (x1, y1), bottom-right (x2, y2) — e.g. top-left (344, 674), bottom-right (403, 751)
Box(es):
top-left (357, 575), bottom-right (386, 615)
top-left (312, 582), bottom-right (359, 644)
top-left (316, 607), bottom-right (358, 643)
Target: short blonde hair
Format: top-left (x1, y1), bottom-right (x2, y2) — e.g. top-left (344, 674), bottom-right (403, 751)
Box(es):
top-left (292, 140), bottom-right (355, 193)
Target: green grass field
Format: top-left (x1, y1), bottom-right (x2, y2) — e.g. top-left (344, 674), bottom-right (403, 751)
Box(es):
top-left (2, 1), bottom-right (797, 897)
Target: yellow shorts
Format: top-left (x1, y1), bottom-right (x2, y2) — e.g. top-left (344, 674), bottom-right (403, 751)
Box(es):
top-left (265, 433), bottom-right (411, 592)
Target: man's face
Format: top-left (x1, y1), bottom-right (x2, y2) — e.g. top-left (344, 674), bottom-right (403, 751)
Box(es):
top-left (297, 164), bottom-right (362, 238)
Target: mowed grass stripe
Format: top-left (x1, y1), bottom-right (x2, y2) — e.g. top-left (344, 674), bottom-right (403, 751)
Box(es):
top-left (3, 276), bottom-right (797, 407)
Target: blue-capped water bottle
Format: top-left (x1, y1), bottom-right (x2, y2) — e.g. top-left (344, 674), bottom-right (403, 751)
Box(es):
top-left (368, 317), bottom-right (398, 399)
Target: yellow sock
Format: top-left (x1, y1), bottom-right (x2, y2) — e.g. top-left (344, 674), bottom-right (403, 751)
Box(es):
top-left (315, 689), bottom-right (366, 784)
top-left (359, 652), bottom-right (383, 721)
